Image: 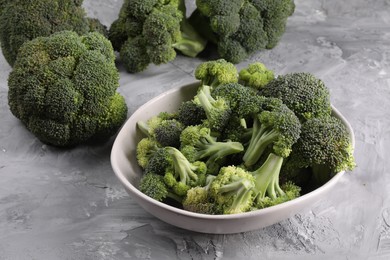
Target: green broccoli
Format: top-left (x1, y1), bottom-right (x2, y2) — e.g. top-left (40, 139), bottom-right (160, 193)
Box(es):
top-left (209, 166), bottom-right (256, 214)
top-left (0, 0), bottom-right (105, 67)
top-left (182, 175), bottom-right (216, 214)
top-left (259, 72), bottom-right (332, 122)
top-left (194, 59), bottom-right (238, 88)
top-left (190, 0), bottom-right (295, 63)
top-left (136, 137), bottom-right (160, 169)
top-left (180, 125), bottom-right (244, 174)
top-left (109, 0), bottom-right (207, 73)
top-left (7, 31), bottom-right (127, 147)
top-left (139, 173), bottom-right (183, 204)
top-left (242, 100), bottom-right (301, 168)
top-left (177, 100), bottom-right (207, 126)
top-left (238, 62), bottom-right (275, 90)
top-left (281, 116), bottom-right (356, 186)
top-left (196, 84), bottom-right (231, 132)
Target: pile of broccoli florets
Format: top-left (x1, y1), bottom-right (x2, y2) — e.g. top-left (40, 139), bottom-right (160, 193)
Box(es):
top-left (136, 59), bottom-right (356, 215)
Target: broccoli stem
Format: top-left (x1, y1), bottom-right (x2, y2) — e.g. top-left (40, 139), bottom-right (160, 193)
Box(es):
top-left (166, 147), bottom-right (198, 184)
top-left (243, 118), bottom-right (279, 167)
top-left (197, 85), bottom-right (215, 115)
top-left (137, 121), bottom-right (150, 137)
top-left (251, 153), bottom-right (285, 200)
top-left (173, 19), bottom-right (207, 57)
top-left (166, 191), bottom-right (183, 203)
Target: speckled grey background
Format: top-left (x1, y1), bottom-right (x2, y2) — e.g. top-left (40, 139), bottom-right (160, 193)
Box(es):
top-left (0, 0), bottom-right (389, 259)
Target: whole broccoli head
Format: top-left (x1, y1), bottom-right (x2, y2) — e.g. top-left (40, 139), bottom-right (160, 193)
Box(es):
top-left (190, 0), bottom-right (295, 63)
top-left (0, 0), bottom-right (105, 67)
top-left (109, 0), bottom-right (207, 73)
top-left (7, 31), bottom-right (128, 147)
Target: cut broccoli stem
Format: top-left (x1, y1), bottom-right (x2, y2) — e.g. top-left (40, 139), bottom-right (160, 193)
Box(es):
top-left (137, 121), bottom-right (150, 137)
top-left (252, 153), bottom-right (285, 200)
top-left (219, 178), bottom-right (254, 214)
top-left (197, 141), bottom-right (244, 161)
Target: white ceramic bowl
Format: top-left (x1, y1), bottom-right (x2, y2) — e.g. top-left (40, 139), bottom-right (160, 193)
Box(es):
top-left (110, 82), bottom-right (355, 234)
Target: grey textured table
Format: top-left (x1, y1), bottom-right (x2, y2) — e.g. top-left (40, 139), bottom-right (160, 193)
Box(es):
top-left (0, 0), bottom-right (389, 259)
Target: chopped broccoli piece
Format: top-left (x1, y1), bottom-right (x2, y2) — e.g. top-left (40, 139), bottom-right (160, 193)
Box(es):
top-left (243, 100), bottom-right (301, 167)
top-left (238, 62), bottom-right (275, 89)
top-left (139, 173), bottom-right (183, 203)
top-left (180, 125), bottom-right (244, 174)
top-left (182, 175), bottom-right (216, 214)
top-left (259, 72), bottom-right (332, 122)
top-left (209, 166), bottom-right (255, 214)
top-left (136, 137), bottom-right (160, 169)
top-left (196, 85), bottom-right (231, 132)
top-left (282, 116), bottom-right (356, 186)
top-left (177, 100), bottom-right (207, 126)
top-left (194, 59), bottom-right (238, 88)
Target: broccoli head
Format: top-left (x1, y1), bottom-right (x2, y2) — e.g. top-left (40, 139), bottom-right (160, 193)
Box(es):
top-left (177, 100), bottom-right (207, 127)
top-left (7, 31), bottom-right (127, 147)
top-left (109, 0), bottom-right (207, 73)
top-left (259, 72), bottom-right (332, 122)
top-left (190, 0), bottom-right (295, 63)
top-left (0, 0), bottom-right (104, 67)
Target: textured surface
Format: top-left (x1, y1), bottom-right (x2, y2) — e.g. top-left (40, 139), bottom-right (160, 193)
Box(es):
top-left (0, 0), bottom-right (389, 259)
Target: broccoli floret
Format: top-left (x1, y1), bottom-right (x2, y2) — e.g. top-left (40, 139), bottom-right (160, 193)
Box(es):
top-left (194, 59), bottom-right (238, 88)
top-left (209, 166), bottom-right (255, 214)
top-left (7, 31), bottom-right (127, 147)
top-left (282, 116), bottom-right (356, 186)
top-left (177, 100), bottom-right (207, 126)
top-left (259, 72), bottom-right (332, 122)
top-left (182, 175), bottom-right (216, 214)
top-left (0, 0), bottom-right (104, 67)
top-left (211, 82), bottom-right (263, 119)
top-left (109, 0), bottom-right (207, 73)
top-left (166, 147), bottom-right (207, 189)
top-left (136, 137), bottom-right (160, 169)
top-left (238, 62), bottom-right (275, 90)
top-left (250, 153), bottom-right (300, 209)
top-left (180, 125), bottom-right (244, 174)
top-left (145, 147), bottom-right (172, 175)
top-left (243, 101), bottom-right (301, 167)
top-left (139, 173), bottom-right (183, 203)
top-left (196, 85), bottom-right (231, 132)
top-left (191, 0), bottom-right (294, 63)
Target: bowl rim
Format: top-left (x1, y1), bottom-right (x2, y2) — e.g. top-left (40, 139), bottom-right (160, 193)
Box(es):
top-left (111, 81), bottom-right (355, 220)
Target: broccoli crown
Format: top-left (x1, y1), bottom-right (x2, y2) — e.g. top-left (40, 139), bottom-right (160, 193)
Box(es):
top-left (177, 100), bottom-right (207, 126)
top-left (136, 138), bottom-right (160, 169)
top-left (196, 85), bottom-right (231, 132)
top-left (0, 0), bottom-right (101, 67)
top-left (145, 147), bottom-right (172, 175)
top-left (192, 0), bottom-right (294, 63)
top-left (194, 59), bottom-right (238, 87)
top-left (243, 101), bottom-right (301, 167)
top-left (209, 166), bottom-right (255, 214)
top-left (154, 119), bottom-right (184, 148)
top-left (109, 0), bottom-right (207, 73)
top-left (288, 116), bottom-right (356, 183)
top-left (180, 125), bottom-right (244, 173)
top-left (7, 31), bottom-right (127, 147)
top-left (259, 72), bottom-right (332, 122)
top-left (238, 62), bottom-right (275, 90)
